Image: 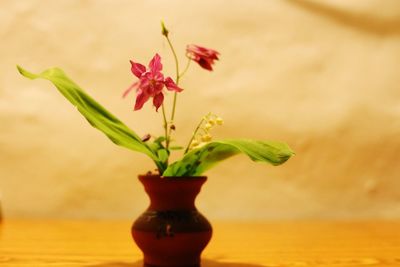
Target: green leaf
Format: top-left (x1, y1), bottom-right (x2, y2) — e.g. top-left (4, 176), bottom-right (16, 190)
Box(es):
top-left (17, 66), bottom-right (162, 167)
top-left (148, 142), bottom-right (162, 154)
top-left (157, 149), bottom-right (169, 163)
top-left (154, 136), bottom-right (166, 144)
top-left (163, 139), bottom-right (294, 176)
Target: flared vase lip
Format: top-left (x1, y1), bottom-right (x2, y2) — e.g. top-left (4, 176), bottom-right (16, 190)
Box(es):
top-left (138, 174), bottom-right (207, 182)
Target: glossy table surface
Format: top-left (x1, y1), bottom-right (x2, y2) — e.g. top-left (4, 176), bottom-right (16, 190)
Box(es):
top-left (1, 220), bottom-right (400, 267)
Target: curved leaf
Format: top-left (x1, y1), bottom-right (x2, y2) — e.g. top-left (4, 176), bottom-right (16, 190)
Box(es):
top-left (17, 66), bottom-right (161, 165)
top-left (163, 139), bottom-right (294, 176)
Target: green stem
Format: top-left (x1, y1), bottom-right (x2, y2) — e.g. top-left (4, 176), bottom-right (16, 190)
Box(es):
top-left (154, 160), bottom-right (165, 175)
top-left (165, 36), bottom-right (180, 124)
top-left (166, 37), bottom-right (180, 83)
top-left (170, 93), bottom-right (178, 127)
top-left (184, 115), bottom-right (207, 154)
top-left (164, 35), bottom-right (181, 151)
top-left (161, 104), bottom-right (169, 159)
top-left (163, 34), bottom-right (193, 153)
top-left (179, 57), bottom-right (191, 79)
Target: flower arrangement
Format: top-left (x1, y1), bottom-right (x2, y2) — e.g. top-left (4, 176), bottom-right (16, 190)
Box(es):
top-left (17, 22), bottom-right (294, 177)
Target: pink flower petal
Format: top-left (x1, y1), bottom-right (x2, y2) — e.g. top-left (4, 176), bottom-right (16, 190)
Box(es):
top-left (124, 53), bottom-right (184, 113)
top-left (153, 81), bottom-right (165, 94)
top-left (164, 77), bottom-right (183, 92)
top-left (134, 90), bottom-right (150, 111)
top-left (153, 92), bottom-right (164, 112)
top-left (122, 81), bottom-right (138, 98)
top-left (149, 53), bottom-right (163, 73)
top-left (130, 60), bottom-right (146, 78)
top-left (187, 44), bottom-right (219, 58)
top-left (186, 44), bottom-right (220, 71)
top-left (198, 58), bottom-right (213, 71)
top-left (153, 72), bottom-right (165, 82)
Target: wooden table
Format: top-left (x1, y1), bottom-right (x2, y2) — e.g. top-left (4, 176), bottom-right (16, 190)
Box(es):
top-left (1, 220), bottom-right (399, 266)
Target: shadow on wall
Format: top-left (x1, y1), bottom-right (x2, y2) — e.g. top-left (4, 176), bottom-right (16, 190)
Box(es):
top-left (286, 0), bottom-right (400, 36)
top-left (86, 259), bottom-right (266, 267)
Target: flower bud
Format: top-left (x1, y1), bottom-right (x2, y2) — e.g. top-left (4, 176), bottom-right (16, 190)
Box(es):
top-left (204, 123), bottom-right (212, 130)
top-left (201, 134), bottom-right (212, 142)
top-left (191, 140), bottom-right (200, 147)
top-left (216, 117), bottom-right (223, 125)
top-left (208, 119), bottom-right (215, 126)
top-left (141, 134), bottom-right (151, 142)
top-left (161, 21), bottom-right (169, 37)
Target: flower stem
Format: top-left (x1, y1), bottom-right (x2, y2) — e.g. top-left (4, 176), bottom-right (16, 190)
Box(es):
top-left (163, 31), bottom-right (192, 153)
top-left (164, 35), bottom-right (181, 151)
top-left (184, 114), bottom-right (209, 154)
top-left (170, 93), bottom-right (178, 127)
top-left (166, 36), bottom-right (180, 83)
top-left (179, 57), bottom-right (191, 78)
top-left (165, 36), bottom-right (180, 123)
top-left (161, 104), bottom-right (169, 157)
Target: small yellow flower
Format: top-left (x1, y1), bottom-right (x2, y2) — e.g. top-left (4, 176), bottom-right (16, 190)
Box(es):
top-left (201, 134), bottom-right (212, 142)
top-left (208, 119), bottom-right (215, 126)
top-left (216, 117), bottom-right (223, 125)
top-left (191, 140), bottom-right (200, 147)
top-left (204, 122), bottom-right (212, 130)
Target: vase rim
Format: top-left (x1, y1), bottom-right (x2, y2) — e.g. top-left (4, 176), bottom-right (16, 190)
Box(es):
top-left (138, 174), bottom-right (207, 181)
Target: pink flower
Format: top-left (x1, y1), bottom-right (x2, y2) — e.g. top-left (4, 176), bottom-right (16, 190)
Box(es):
top-left (186, 44), bottom-right (220, 71)
top-left (123, 54), bottom-right (183, 111)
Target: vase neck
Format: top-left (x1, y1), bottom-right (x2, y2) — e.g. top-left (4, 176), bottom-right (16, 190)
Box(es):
top-left (139, 175), bottom-right (207, 211)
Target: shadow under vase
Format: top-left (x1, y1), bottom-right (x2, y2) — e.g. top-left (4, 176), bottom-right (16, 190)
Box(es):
top-left (86, 259), bottom-right (267, 267)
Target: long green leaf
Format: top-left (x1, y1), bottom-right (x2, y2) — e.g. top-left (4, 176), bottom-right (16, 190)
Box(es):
top-left (163, 139), bottom-right (294, 176)
top-left (17, 66), bottom-right (160, 164)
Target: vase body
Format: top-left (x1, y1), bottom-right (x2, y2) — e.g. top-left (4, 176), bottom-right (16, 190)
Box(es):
top-left (132, 174), bottom-right (212, 267)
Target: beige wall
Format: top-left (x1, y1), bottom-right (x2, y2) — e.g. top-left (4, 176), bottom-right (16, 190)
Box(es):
top-left (1, 0), bottom-right (400, 220)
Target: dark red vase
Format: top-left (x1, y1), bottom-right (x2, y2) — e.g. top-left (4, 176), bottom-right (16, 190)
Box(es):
top-left (132, 174), bottom-right (212, 267)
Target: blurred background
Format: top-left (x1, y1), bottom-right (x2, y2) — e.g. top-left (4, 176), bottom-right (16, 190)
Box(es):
top-left (1, 0), bottom-right (400, 220)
